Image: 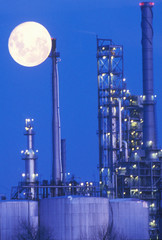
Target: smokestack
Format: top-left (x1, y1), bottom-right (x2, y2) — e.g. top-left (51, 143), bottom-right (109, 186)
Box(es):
top-left (140, 2), bottom-right (157, 149)
top-left (51, 39), bottom-right (62, 185)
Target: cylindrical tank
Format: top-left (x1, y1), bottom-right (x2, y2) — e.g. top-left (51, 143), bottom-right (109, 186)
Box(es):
top-left (39, 197), bottom-right (149, 240)
top-left (140, 2), bottom-right (157, 149)
top-left (0, 201), bottom-right (38, 240)
top-left (39, 197), bottom-right (109, 240)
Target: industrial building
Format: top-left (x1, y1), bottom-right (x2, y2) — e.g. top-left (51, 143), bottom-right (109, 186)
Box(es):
top-left (97, 2), bottom-right (162, 239)
top-left (0, 1), bottom-right (161, 240)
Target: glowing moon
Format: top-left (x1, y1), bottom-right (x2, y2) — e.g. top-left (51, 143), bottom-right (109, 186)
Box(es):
top-left (8, 21), bottom-right (52, 67)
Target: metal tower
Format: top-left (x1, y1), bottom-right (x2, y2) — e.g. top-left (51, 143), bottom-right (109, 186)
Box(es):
top-left (97, 39), bottom-right (125, 197)
top-left (21, 118), bottom-right (38, 199)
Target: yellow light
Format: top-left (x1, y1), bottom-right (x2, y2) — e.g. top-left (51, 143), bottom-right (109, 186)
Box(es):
top-left (99, 181), bottom-right (102, 185)
top-left (150, 203), bottom-right (155, 208)
top-left (90, 182), bottom-right (93, 186)
top-left (130, 175), bottom-right (133, 178)
top-left (124, 192), bottom-right (126, 195)
top-left (103, 56), bottom-right (106, 59)
top-left (102, 47), bottom-right (105, 50)
top-left (22, 173), bottom-right (25, 177)
top-left (8, 22), bottom-right (52, 67)
top-left (124, 119), bottom-right (127, 122)
top-left (69, 183), bottom-right (72, 186)
top-left (80, 182), bottom-right (84, 186)
top-left (123, 78), bottom-right (126, 81)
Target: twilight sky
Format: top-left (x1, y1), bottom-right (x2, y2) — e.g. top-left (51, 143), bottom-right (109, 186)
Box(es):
top-left (0, 0), bottom-right (162, 197)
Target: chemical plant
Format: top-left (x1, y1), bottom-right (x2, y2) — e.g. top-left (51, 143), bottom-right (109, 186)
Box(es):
top-left (0, 1), bottom-right (161, 240)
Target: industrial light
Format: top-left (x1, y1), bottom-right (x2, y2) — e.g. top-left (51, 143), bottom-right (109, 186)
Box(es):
top-left (22, 173), bottom-right (25, 177)
top-left (150, 203), bottom-right (155, 208)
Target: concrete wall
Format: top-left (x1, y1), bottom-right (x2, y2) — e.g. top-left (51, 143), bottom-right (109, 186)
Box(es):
top-left (0, 201), bottom-right (38, 240)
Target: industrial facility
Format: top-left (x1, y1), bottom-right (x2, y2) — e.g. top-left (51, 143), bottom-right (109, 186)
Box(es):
top-left (0, 1), bottom-right (161, 240)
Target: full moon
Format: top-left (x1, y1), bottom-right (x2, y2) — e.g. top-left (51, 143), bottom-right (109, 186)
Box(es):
top-left (8, 21), bottom-right (52, 67)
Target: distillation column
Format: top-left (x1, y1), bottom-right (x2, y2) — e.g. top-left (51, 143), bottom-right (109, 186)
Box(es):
top-left (51, 39), bottom-right (62, 186)
top-left (22, 119), bottom-right (38, 199)
top-left (140, 2), bottom-right (157, 149)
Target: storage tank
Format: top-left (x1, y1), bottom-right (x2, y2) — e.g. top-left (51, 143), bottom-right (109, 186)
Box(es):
top-left (110, 199), bottom-right (149, 240)
top-left (0, 200), bottom-right (38, 240)
top-left (39, 196), bottom-right (149, 240)
top-left (39, 196), bottom-right (109, 240)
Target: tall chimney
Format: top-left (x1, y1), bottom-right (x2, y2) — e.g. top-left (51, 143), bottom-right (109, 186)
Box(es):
top-left (51, 39), bottom-right (62, 185)
top-left (140, 2), bottom-right (157, 149)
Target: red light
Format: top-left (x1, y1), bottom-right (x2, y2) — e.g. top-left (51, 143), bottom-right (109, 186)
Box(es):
top-left (149, 2), bottom-right (155, 6)
top-left (139, 2), bottom-right (144, 6)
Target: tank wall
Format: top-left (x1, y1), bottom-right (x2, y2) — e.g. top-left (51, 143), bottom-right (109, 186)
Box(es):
top-left (39, 197), bottom-right (109, 240)
top-left (0, 201), bottom-right (38, 240)
top-left (110, 199), bottom-right (149, 240)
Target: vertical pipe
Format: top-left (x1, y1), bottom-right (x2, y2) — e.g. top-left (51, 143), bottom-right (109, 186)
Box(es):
top-left (118, 99), bottom-right (122, 153)
top-left (61, 139), bottom-right (66, 184)
top-left (140, 2), bottom-right (157, 149)
top-left (51, 39), bottom-right (62, 186)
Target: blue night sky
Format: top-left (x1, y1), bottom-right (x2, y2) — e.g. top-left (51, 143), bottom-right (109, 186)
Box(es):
top-left (1, 0), bottom-right (162, 197)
